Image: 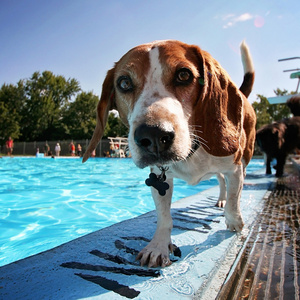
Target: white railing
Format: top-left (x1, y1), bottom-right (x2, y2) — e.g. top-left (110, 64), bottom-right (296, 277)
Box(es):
top-left (108, 137), bottom-right (130, 158)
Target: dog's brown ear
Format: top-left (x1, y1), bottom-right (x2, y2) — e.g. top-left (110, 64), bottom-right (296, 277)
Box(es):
top-left (82, 68), bottom-right (115, 162)
top-left (193, 47), bottom-right (244, 158)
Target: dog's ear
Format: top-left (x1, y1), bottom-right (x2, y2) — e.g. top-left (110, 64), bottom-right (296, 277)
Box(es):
top-left (82, 68), bottom-right (115, 162)
top-left (192, 46), bottom-right (244, 158)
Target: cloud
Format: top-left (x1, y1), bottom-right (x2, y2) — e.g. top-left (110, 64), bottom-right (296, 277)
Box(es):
top-left (222, 14), bottom-right (235, 20)
top-left (222, 13), bottom-right (255, 29)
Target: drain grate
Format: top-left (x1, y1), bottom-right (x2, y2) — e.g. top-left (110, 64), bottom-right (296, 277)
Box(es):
top-left (218, 169), bottom-right (300, 300)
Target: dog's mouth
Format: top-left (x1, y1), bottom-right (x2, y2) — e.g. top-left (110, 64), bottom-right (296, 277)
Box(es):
top-left (131, 123), bottom-right (201, 168)
top-left (135, 152), bottom-right (180, 169)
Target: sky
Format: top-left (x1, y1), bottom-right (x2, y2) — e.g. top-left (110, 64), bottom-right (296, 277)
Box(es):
top-left (1, 0), bottom-right (300, 104)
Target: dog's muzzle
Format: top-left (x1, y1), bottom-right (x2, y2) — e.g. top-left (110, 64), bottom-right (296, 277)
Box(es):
top-left (133, 123), bottom-right (200, 168)
top-left (134, 124), bottom-right (175, 158)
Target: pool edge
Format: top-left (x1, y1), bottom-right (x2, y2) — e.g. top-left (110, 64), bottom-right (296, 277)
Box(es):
top-left (0, 168), bottom-right (277, 300)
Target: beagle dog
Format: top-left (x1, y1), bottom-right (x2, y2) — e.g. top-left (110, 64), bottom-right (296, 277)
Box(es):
top-left (83, 40), bottom-right (256, 268)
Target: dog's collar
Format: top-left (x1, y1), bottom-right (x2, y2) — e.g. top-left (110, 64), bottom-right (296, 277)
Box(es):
top-left (144, 138), bottom-right (201, 195)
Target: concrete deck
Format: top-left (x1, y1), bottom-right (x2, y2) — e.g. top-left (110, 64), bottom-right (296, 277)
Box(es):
top-left (0, 168), bottom-right (276, 300)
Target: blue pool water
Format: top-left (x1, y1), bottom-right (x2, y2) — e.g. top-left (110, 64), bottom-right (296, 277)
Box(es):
top-left (0, 157), bottom-right (264, 267)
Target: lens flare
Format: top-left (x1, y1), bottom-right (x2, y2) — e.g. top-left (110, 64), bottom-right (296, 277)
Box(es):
top-left (254, 16), bottom-right (265, 28)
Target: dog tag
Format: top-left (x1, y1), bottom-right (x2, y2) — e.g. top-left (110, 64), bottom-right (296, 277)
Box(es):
top-left (145, 167), bottom-right (169, 196)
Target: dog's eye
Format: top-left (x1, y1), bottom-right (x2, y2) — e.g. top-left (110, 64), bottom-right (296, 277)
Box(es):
top-left (117, 76), bottom-right (134, 92)
top-left (175, 68), bottom-right (193, 85)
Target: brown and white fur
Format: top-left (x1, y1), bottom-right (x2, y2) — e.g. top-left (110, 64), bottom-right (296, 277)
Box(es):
top-left (83, 40), bottom-right (256, 268)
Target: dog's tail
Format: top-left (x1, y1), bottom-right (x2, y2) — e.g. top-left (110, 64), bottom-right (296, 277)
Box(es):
top-left (239, 41), bottom-right (255, 98)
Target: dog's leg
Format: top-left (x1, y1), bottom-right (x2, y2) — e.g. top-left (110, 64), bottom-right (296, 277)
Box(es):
top-left (224, 165), bottom-right (244, 232)
top-left (215, 173), bottom-right (227, 208)
top-left (137, 177), bottom-right (174, 268)
top-left (266, 155), bottom-right (272, 175)
top-left (275, 155), bottom-right (286, 177)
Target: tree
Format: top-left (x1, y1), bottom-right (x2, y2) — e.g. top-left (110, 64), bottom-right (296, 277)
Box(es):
top-left (268, 88), bottom-right (291, 121)
top-left (252, 88), bottom-right (292, 130)
top-left (0, 81), bottom-right (26, 144)
top-left (61, 91), bottom-right (99, 139)
top-left (103, 112), bottom-right (129, 138)
top-left (20, 71), bottom-right (80, 141)
top-left (252, 95), bottom-right (272, 129)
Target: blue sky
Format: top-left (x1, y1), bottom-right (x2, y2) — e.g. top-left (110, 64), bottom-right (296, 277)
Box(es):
top-left (1, 0), bottom-right (299, 103)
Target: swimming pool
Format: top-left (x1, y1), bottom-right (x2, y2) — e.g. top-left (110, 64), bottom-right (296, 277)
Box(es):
top-left (0, 157), bottom-right (264, 267)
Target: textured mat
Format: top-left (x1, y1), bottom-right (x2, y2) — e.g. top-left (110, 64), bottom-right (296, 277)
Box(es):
top-left (218, 164), bottom-right (300, 300)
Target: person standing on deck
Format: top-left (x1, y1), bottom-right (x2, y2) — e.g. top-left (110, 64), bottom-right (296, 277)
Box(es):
top-left (6, 137), bottom-right (13, 156)
top-left (55, 143), bottom-right (61, 156)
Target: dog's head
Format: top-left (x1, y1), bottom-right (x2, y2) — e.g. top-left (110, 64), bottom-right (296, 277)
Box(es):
top-left (83, 40), bottom-right (245, 168)
top-left (287, 96), bottom-right (300, 117)
top-left (256, 121), bottom-right (287, 154)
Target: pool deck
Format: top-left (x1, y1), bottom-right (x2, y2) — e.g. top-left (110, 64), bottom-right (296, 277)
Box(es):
top-left (217, 159), bottom-right (300, 299)
top-left (0, 162), bottom-right (295, 299)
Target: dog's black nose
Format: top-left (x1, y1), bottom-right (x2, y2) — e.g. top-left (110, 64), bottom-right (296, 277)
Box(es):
top-left (134, 124), bottom-right (175, 156)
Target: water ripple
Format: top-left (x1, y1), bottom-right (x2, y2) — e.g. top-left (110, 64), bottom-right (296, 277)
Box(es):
top-left (0, 157), bottom-right (263, 266)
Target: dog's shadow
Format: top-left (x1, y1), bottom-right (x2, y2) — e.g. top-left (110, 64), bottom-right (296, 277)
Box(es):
top-left (60, 194), bottom-right (253, 299)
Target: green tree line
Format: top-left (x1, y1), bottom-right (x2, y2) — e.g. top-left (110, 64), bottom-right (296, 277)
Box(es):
top-left (252, 88), bottom-right (293, 129)
top-left (0, 70), bottom-right (294, 146)
top-left (0, 71), bottom-right (128, 145)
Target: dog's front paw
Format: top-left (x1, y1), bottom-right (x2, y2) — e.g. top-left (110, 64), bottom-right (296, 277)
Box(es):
top-left (215, 199), bottom-right (226, 208)
top-left (225, 212), bottom-right (244, 232)
top-left (136, 241), bottom-right (173, 268)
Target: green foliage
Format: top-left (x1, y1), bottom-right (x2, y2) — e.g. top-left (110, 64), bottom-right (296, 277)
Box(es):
top-left (61, 91), bottom-right (99, 139)
top-left (20, 71), bottom-right (81, 141)
top-left (0, 82), bottom-right (26, 144)
top-left (103, 112), bottom-right (129, 138)
top-left (252, 88), bottom-right (292, 130)
top-left (0, 71), bottom-right (128, 145)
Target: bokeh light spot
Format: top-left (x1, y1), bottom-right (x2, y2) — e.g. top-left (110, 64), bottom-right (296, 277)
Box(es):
top-left (254, 16), bottom-right (265, 28)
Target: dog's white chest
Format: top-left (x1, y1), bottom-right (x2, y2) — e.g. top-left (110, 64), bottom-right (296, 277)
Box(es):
top-left (166, 147), bottom-right (235, 185)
